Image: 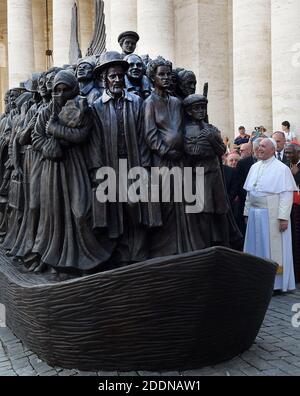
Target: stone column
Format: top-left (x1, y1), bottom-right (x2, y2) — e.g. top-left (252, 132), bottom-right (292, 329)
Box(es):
top-left (227, 0), bottom-right (234, 141)
top-left (108, 0), bottom-right (137, 51)
top-left (32, 0), bottom-right (47, 72)
top-left (78, 0), bottom-right (94, 55)
top-left (174, 0), bottom-right (231, 138)
top-left (0, 39), bottom-right (8, 113)
top-left (232, 0), bottom-right (272, 134)
top-left (137, 0), bottom-right (175, 61)
top-left (272, 0), bottom-right (300, 136)
top-left (52, 0), bottom-right (74, 66)
top-left (7, 0), bottom-right (35, 88)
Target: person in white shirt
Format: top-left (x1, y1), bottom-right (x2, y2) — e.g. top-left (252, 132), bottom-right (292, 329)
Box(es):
top-left (282, 121), bottom-right (298, 143)
top-left (243, 138), bottom-right (298, 292)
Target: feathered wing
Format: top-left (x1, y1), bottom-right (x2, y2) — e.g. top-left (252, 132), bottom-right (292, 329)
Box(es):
top-left (69, 3), bottom-right (82, 64)
top-left (86, 0), bottom-right (106, 57)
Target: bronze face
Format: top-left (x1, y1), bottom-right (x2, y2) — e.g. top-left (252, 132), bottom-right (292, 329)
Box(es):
top-left (38, 74), bottom-right (47, 97)
top-left (180, 75), bottom-right (197, 97)
top-left (106, 66), bottom-right (125, 96)
top-left (121, 38), bottom-right (137, 55)
top-left (126, 55), bottom-right (144, 81)
top-left (186, 102), bottom-right (207, 122)
top-left (153, 65), bottom-right (172, 91)
top-left (53, 83), bottom-right (74, 106)
top-left (45, 71), bottom-right (57, 96)
top-left (77, 63), bottom-right (94, 81)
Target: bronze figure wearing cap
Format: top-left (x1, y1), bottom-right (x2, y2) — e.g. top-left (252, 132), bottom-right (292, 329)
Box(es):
top-left (118, 31), bottom-right (140, 57)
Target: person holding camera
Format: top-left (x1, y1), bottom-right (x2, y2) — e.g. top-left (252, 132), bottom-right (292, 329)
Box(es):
top-left (234, 126), bottom-right (250, 147)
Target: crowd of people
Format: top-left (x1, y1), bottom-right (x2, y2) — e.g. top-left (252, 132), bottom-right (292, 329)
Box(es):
top-left (222, 125), bottom-right (300, 292)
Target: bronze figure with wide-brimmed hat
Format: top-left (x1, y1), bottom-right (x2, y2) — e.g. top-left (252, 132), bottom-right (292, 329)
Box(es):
top-left (94, 51), bottom-right (129, 77)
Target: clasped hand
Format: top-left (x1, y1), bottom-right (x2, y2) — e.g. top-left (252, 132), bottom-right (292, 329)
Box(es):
top-left (279, 220), bottom-right (288, 233)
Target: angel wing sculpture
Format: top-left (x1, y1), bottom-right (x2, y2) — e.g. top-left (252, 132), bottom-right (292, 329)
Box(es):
top-left (86, 0), bottom-right (106, 57)
top-left (69, 3), bottom-right (82, 64)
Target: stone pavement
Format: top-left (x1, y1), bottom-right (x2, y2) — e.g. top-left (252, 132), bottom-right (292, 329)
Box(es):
top-left (1, 288), bottom-right (300, 377)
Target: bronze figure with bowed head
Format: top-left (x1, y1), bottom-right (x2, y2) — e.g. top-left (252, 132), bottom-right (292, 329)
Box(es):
top-left (175, 68), bottom-right (197, 99)
top-left (30, 70), bottom-right (113, 275)
top-left (183, 94), bottom-right (242, 249)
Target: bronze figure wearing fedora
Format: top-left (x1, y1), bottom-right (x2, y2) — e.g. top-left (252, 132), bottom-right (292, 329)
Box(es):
top-left (92, 51), bottom-right (160, 265)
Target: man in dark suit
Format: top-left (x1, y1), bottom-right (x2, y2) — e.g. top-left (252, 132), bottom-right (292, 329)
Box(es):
top-left (285, 144), bottom-right (300, 184)
top-left (235, 139), bottom-right (263, 235)
top-left (273, 131), bottom-right (289, 165)
top-left (223, 164), bottom-right (238, 208)
top-left (285, 144), bottom-right (300, 283)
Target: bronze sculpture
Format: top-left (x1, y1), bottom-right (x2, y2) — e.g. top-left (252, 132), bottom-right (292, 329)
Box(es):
top-left (175, 68), bottom-right (197, 99)
top-left (118, 31), bottom-right (140, 57)
top-left (0, 33), bottom-right (272, 372)
top-left (76, 56), bottom-right (102, 104)
top-left (92, 51), bottom-right (157, 265)
top-left (183, 94), bottom-right (230, 248)
top-left (144, 56), bottom-right (189, 257)
top-left (0, 51), bottom-right (240, 270)
top-left (8, 73), bottom-right (42, 263)
top-left (17, 68), bottom-right (63, 272)
top-left (1, 90), bottom-right (33, 254)
top-left (0, 88), bottom-right (29, 242)
top-left (124, 53), bottom-right (152, 100)
top-left (30, 70), bottom-right (113, 274)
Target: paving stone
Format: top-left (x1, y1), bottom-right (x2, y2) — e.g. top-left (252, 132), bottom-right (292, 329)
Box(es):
top-left (16, 367), bottom-right (37, 376)
top-left (267, 359), bottom-right (297, 374)
top-left (30, 362), bottom-right (54, 374)
top-left (260, 369), bottom-right (288, 376)
top-left (0, 371), bottom-right (17, 376)
top-left (58, 369), bottom-right (80, 376)
top-left (0, 362), bottom-right (12, 370)
top-left (97, 371), bottom-right (119, 377)
top-left (226, 370), bottom-right (246, 376)
top-left (39, 370), bottom-right (60, 376)
top-left (76, 371), bottom-right (99, 376)
top-left (118, 372), bottom-right (139, 376)
top-left (159, 371), bottom-right (181, 376)
top-left (240, 366), bottom-right (264, 376)
top-left (282, 355), bottom-right (300, 366)
top-left (240, 357), bottom-right (274, 371)
top-left (138, 371), bottom-right (162, 376)
top-left (181, 368), bottom-right (218, 376)
top-left (11, 358), bottom-right (30, 371)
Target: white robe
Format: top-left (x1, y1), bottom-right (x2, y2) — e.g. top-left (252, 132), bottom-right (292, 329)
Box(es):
top-left (243, 157), bottom-right (298, 292)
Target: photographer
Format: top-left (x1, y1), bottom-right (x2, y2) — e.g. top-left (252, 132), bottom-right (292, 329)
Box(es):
top-left (234, 126), bottom-right (250, 147)
top-left (250, 125), bottom-right (267, 142)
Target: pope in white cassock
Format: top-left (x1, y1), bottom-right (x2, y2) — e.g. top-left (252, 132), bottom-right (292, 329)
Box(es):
top-left (243, 138), bottom-right (298, 292)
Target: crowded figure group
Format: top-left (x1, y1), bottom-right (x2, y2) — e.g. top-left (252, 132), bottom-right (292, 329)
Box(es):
top-left (223, 126), bottom-right (300, 293)
top-left (0, 31), bottom-right (240, 278)
top-left (0, 31), bottom-right (298, 293)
